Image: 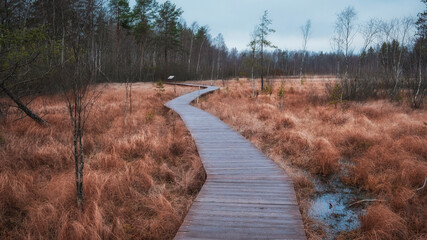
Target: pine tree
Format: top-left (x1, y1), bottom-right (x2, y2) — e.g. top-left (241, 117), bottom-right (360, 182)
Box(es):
top-left (256, 10), bottom-right (276, 90)
top-left (156, 0), bottom-right (183, 65)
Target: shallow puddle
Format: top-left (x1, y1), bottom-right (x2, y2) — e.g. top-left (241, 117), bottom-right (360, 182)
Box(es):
top-left (308, 176), bottom-right (366, 239)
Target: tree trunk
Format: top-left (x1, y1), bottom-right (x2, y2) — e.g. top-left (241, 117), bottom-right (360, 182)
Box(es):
top-left (196, 38), bottom-right (205, 75)
top-left (299, 52), bottom-right (305, 92)
top-left (414, 58), bottom-right (423, 108)
top-left (261, 38), bottom-right (264, 91)
top-left (61, 11), bottom-right (65, 66)
top-left (211, 58), bottom-right (215, 86)
top-left (139, 43), bottom-right (145, 82)
top-left (216, 50), bottom-right (220, 80)
top-left (116, 7), bottom-right (120, 82)
top-left (1, 84), bottom-right (48, 126)
top-left (129, 83), bottom-right (132, 114)
top-left (77, 112), bottom-right (84, 210)
top-left (164, 44), bottom-right (168, 65)
top-left (124, 81), bottom-right (128, 125)
top-left (71, 87), bottom-right (84, 210)
top-left (188, 35), bottom-right (193, 73)
top-left (251, 65), bottom-right (255, 97)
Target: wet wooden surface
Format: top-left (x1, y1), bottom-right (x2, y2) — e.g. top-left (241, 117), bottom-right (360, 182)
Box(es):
top-left (165, 83), bottom-right (306, 240)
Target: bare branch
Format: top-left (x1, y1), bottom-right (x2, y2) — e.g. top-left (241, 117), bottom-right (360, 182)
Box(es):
top-left (348, 199), bottom-right (386, 207)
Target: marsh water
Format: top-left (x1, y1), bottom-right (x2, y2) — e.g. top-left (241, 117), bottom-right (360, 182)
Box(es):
top-left (308, 159), bottom-right (366, 239)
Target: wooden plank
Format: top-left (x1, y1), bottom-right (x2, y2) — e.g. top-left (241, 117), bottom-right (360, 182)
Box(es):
top-left (165, 83), bottom-right (306, 240)
top-left (176, 225), bottom-right (304, 239)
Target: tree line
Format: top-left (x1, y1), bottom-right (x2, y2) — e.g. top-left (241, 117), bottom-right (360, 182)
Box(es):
top-left (2, 1), bottom-right (426, 113)
top-left (239, 5), bottom-right (426, 108)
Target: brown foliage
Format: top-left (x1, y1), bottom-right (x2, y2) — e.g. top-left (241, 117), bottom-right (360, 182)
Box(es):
top-left (0, 83), bottom-right (205, 239)
top-left (361, 204), bottom-right (408, 239)
top-left (200, 78), bottom-right (427, 239)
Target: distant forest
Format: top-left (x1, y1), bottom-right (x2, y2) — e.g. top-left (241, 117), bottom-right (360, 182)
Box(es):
top-left (1, 0), bottom-right (426, 107)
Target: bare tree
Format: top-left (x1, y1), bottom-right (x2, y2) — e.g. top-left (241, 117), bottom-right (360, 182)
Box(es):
top-left (336, 6), bottom-right (357, 77)
top-left (359, 18), bottom-right (380, 73)
top-left (61, 7), bottom-right (102, 209)
top-left (355, 18), bottom-right (380, 99)
top-left (412, 40), bottom-right (426, 108)
top-left (124, 77), bottom-right (131, 125)
top-left (391, 18), bottom-right (415, 95)
top-left (413, 1), bottom-right (427, 108)
top-left (333, 6), bottom-right (357, 100)
top-left (299, 19), bottom-right (311, 92)
top-left (62, 55), bottom-right (100, 210)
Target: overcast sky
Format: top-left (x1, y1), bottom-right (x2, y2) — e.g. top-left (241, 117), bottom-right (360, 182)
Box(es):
top-left (130, 0), bottom-right (424, 53)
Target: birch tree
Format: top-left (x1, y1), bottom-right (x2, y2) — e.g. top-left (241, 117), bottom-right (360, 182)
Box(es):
top-left (391, 17), bottom-right (414, 96)
top-left (299, 19), bottom-right (311, 92)
top-left (359, 19), bottom-right (380, 73)
top-left (413, 0), bottom-right (427, 108)
top-left (355, 18), bottom-right (380, 100)
top-left (333, 6), bottom-right (357, 99)
top-left (63, 59), bottom-right (99, 210)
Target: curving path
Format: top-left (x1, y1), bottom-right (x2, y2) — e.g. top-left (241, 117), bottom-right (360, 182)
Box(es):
top-left (166, 83), bottom-right (306, 240)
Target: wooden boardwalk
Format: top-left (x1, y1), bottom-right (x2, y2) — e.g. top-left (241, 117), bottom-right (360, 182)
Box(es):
top-left (165, 84), bottom-right (306, 240)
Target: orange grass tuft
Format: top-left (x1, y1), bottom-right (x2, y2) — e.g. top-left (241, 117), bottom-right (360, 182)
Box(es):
top-left (0, 83), bottom-right (205, 239)
top-left (199, 77), bottom-right (427, 239)
top-left (361, 204), bottom-right (408, 239)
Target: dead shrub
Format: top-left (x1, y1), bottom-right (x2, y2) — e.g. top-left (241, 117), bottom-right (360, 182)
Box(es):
top-left (293, 174), bottom-right (315, 192)
top-left (257, 108), bottom-right (271, 121)
top-left (90, 153), bottom-right (125, 171)
top-left (311, 138), bottom-right (340, 175)
top-left (335, 131), bottom-right (375, 158)
top-left (169, 141), bottom-right (185, 157)
top-left (155, 164), bottom-right (176, 184)
top-left (306, 86), bottom-right (327, 105)
top-left (318, 109), bottom-right (348, 125)
top-left (396, 136), bottom-right (427, 160)
top-left (361, 204), bottom-right (408, 239)
top-left (185, 163), bottom-right (206, 196)
top-left (276, 131), bottom-right (309, 158)
top-left (355, 104), bottom-right (387, 120)
top-left (275, 116), bottom-right (295, 129)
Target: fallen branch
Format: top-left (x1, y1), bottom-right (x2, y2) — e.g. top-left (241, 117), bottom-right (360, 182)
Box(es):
top-left (348, 199), bottom-right (386, 207)
top-left (409, 177), bottom-right (427, 199)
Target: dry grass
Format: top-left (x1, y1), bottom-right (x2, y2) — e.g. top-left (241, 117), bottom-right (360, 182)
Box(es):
top-left (0, 83), bottom-right (205, 239)
top-left (199, 77), bottom-right (427, 239)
